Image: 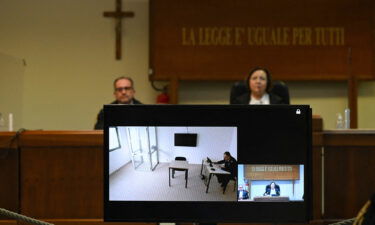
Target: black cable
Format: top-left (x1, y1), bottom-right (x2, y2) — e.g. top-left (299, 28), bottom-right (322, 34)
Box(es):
top-left (0, 128), bottom-right (27, 160)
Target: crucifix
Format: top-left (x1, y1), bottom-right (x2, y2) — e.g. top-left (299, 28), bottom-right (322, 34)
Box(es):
top-left (103, 0), bottom-right (135, 60)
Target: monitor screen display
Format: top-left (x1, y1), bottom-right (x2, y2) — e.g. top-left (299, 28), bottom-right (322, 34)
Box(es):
top-left (174, 133), bottom-right (198, 147)
top-left (104, 105), bottom-right (312, 223)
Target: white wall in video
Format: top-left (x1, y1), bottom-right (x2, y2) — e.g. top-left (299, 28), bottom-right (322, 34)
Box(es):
top-left (237, 164), bottom-right (304, 202)
top-left (109, 126), bottom-right (238, 201)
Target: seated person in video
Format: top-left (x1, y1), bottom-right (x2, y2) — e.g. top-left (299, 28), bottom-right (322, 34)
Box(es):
top-left (263, 181), bottom-right (280, 196)
top-left (214, 151), bottom-right (237, 189)
top-left (237, 185), bottom-right (249, 200)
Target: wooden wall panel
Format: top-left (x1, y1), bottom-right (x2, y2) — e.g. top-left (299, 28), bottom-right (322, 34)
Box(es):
top-left (0, 132), bottom-right (19, 219)
top-left (150, 0), bottom-right (375, 81)
top-left (0, 221), bottom-right (17, 225)
top-left (19, 131), bottom-right (103, 219)
top-left (18, 130), bottom-right (103, 147)
top-left (20, 146), bottom-right (103, 218)
top-left (323, 131), bottom-right (375, 219)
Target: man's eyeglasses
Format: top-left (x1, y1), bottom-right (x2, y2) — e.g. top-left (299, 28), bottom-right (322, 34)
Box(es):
top-left (115, 87), bottom-right (133, 92)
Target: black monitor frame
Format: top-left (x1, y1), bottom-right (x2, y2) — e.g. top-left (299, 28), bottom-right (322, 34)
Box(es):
top-left (104, 105), bottom-right (312, 223)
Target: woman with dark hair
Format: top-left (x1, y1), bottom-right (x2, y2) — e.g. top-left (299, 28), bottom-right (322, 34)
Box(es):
top-left (232, 67), bottom-right (287, 104)
top-left (263, 181), bottom-right (280, 196)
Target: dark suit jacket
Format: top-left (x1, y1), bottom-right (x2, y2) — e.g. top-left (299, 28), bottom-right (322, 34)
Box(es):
top-left (216, 157), bottom-right (237, 178)
top-left (94, 99), bottom-right (142, 130)
top-left (238, 190), bottom-right (249, 199)
top-left (232, 92), bottom-right (286, 105)
top-left (264, 184), bottom-right (280, 196)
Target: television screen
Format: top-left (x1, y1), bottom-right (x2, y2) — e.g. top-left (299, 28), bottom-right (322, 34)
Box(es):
top-left (104, 105), bottom-right (312, 223)
top-left (174, 133), bottom-right (197, 147)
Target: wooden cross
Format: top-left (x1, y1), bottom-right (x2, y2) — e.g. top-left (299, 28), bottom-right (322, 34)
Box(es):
top-left (103, 0), bottom-right (135, 60)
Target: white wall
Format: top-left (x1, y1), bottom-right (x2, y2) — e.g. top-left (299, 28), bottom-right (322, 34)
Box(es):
top-left (229, 127), bottom-right (237, 156)
top-left (156, 127), bottom-right (237, 164)
top-left (0, 0), bottom-right (157, 130)
top-left (0, 53), bottom-right (25, 131)
top-left (109, 127), bottom-right (132, 174)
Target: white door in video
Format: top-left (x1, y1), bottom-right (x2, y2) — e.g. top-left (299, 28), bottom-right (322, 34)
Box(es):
top-left (148, 126), bottom-right (159, 171)
top-left (127, 126), bottom-right (159, 171)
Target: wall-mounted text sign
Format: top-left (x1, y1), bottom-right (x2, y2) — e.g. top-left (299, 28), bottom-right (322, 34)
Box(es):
top-left (150, 0), bottom-right (374, 81)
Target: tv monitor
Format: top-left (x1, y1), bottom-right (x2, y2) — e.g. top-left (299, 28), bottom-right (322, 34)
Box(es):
top-left (104, 105), bottom-right (312, 223)
top-left (174, 133), bottom-right (197, 147)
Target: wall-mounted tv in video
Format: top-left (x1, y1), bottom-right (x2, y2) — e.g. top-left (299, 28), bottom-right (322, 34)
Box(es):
top-left (174, 133), bottom-right (197, 147)
top-left (104, 105), bottom-right (312, 224)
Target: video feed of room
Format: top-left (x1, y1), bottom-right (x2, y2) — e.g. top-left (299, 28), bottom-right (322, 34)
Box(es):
top-left (109, 126), bottom-right (238, 202)
top-left (237, 164), bottom-right (304, 202)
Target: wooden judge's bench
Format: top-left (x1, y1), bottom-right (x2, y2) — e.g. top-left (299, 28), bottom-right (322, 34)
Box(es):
top-left (1, 116), bottom-right (375, 225)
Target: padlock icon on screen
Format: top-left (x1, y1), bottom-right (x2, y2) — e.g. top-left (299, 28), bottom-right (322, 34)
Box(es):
top-left (296, 109), bottom-right (301, 114)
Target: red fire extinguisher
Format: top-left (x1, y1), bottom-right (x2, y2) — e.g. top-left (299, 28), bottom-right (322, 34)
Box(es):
top-left (156, 85), bottom-right (169, 104)
top-left (156, 91), bottom-right (169, 104)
